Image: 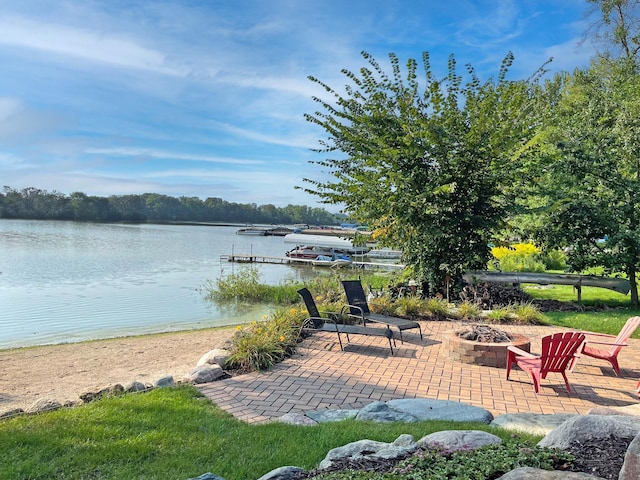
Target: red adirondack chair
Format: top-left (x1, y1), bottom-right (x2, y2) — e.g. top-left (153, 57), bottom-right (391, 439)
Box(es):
top-left (506, 331), bottom-right (585, 393)
top-left (576, 316), bottom-right (640, 377)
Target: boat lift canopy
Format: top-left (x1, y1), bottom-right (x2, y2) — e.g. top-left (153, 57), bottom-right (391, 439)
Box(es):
top-left (283, 233), bottom-right (369, 254)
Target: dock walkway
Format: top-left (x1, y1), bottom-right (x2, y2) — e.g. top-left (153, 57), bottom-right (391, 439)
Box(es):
top-left (220, 254), bottom-right (403, 269)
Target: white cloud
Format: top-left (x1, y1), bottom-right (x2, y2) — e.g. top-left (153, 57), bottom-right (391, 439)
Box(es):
top-left (0, 16), bottom-right (186, 76)
top-left (85, 148), bottom-right (264, 165)
top-left (0, 96), bottom-right (67, 143)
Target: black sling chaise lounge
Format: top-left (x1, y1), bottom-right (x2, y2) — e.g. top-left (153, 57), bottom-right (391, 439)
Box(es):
top-left (297, 287), bottom-right (396, 355)
top-left (341, 279), bottom-right (422, 342)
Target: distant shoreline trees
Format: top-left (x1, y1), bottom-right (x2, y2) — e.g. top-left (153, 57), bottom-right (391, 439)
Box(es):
top-left (0, 186), bottom-right (339, 226)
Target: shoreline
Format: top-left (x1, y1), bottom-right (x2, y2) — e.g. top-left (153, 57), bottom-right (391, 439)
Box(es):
top-left (0, 326), bottom-right (237, 414)
top-left (0, 323), bottom-right (242, 353)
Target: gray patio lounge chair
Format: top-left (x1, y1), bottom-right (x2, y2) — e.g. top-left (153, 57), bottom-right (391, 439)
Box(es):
top-left (341, 279), bottom-right (422, 342)
top-left (297, 287), bottom-right (396, 354)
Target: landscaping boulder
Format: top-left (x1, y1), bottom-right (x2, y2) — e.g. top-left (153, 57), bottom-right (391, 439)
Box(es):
top-left (355, 401), bottom-right (418, 422)
top-left (155, 375), bottom-right (175, 388)
top-left (276, 413), bottom-right (318, 426)
top-left (491, 413), bottom-right (577, 436)
top-left (496, 467), bottom-right (602, 479)
top-left (186, 474), bottom-right (225, 480)
top-left (124, 381), bottom-right (149, 393)
top-left (197, 349), bottom-right (231, 369)
top-left (318, 434), bottom-right (417, 470)
top-left (305, 409), bottom-right (359, 423)
top-left (538, 415), bottom-right (640, 450)
top-left (386, 398), bottom-right (494, 423)
top-left (0, 408), bottom-right (24, 419)
top-left (620, 433), bottom-right (640, 480)
top-left (417, 430), bottom-right (502, 452)
top-left (79, 384), bottom-right (124, 403)
top-left (25, 398), bottom-right (62, 413)
top-left (256, 466), bottom-right (306, 480)
top-left (184, 365), bottom-right (224, 384)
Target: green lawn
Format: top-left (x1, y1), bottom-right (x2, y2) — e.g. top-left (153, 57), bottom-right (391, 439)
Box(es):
top-left (0, 386), bottom-right (536, 480)
top-left (524, 284), bottom-right (640, 337)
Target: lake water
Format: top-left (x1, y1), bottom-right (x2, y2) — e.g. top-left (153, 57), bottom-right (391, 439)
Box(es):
top-left (0, 219), bottom-right (317, 350)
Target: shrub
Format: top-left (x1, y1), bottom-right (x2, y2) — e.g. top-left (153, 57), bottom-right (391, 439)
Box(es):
top-left (225, 307), bottom-right (303, 372)
top-left (540, 249), bottom-right (567, 270)
top-left (490, 243), bottom-right (546, 273)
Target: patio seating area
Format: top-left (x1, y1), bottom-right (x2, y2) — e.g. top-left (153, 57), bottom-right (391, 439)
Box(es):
top-left (197, 319), bottom-right (640, 424)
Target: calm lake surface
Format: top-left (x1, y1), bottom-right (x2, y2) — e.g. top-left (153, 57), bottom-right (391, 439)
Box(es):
top-left (0, 219), bottom-right (316, 350)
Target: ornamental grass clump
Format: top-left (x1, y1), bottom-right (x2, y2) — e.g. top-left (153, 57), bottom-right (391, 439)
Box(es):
top-left (454, 300), bottom-right (482, 320)
top-left (484, 305), bottom-right (514, 323)
top-left (368, 294), bottom-right (395, 315)
top-left (424, 297), bottom-right (451, 320)
top-left (511, 302), bottom-right (547, 325)
top-left (393, 296), bottom-right (424, 317)
top-left (225, 307), bottom-right (303, 372)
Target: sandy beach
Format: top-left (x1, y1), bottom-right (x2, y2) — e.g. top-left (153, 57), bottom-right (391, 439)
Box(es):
top-left (0, 326), bottom-right (236, 414)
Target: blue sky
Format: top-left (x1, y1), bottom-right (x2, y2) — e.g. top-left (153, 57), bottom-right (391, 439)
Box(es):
top-left (0, 0), bottom-right (598, 208)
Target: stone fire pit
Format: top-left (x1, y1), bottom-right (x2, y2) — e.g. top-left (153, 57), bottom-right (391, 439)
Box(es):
top-left (444, 324), bottom-right (530, 368)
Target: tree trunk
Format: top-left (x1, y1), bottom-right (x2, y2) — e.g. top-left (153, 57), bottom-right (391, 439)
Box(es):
top-left (629, 267), bottom-right (639, 306)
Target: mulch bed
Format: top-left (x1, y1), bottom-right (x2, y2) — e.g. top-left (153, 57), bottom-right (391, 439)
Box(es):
top-left (292, 437), bottom-right (632, 478)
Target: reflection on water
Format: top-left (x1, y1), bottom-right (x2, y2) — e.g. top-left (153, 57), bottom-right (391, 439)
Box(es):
top-left (0, 220), bottom-right (315, 349)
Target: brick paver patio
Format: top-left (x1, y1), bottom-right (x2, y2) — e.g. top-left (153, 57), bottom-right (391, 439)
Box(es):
top-left (198, 320), bottom-right (640, 424)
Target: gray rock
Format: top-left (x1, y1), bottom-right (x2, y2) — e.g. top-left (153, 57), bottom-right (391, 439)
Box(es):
top-left (155, 375), bottom-right (175, 388)
top-left (587, 404), bottom-right (640, 416)
top-left (0, 408), bottom-right (24, 419)
top-left (620, 432), bottom-right (640, 480)
top-left (305, 409), bottom-right (359, 423)
top-left (538, 415), bottom-right (640, 449)
top-left (197, 348), bottom-right (231, 369)
top-left (79, 384), bottom-right (124, 403)
top-left (184, 365), bottom-right (224, 384)
top-left (496, 466), bottom-right (602, 479)
top-left (318, 435), bottom-right (417, 470)
top-left (256, 466), bottom-right (306, 480)
top-left (386, 398), bottom-right (494, 423)
top-left (491, 413), bottom-right (577, 436)
top-left (25, 398), bottom-right (62, 413)
top-left (124, 381), bottom-right (148, 393)
top-left (355, 401), bottom-right (418, 422)
top-left (417, 430), bottom-right (502, 452)
top-left (276, 413), bottom-right (317, 426)
top-left (186, 474), bottom-right (225, 480)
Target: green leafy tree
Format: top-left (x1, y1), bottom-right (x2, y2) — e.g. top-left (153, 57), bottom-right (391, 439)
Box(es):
top-left (584, 0), bottom-right (640, 59)
top-left (528, 57), bottom-right (640, 304)
top-left (302, 52), bottom-right (545, 295)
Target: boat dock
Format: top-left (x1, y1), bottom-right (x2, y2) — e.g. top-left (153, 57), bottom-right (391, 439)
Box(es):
top-left (220, 253), bottom-right (403, 269)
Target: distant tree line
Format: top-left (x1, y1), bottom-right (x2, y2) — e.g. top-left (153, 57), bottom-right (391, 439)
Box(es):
top-left (0, 187), bottom-right (340, 225)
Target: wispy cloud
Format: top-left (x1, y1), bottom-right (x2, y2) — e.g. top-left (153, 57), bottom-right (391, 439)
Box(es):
top-left (0, 97), bottom-right (67, 143)
top-left (86, 148), bottom-right (264, 165)
top-left (0, 16), bottom-right (188, 76)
